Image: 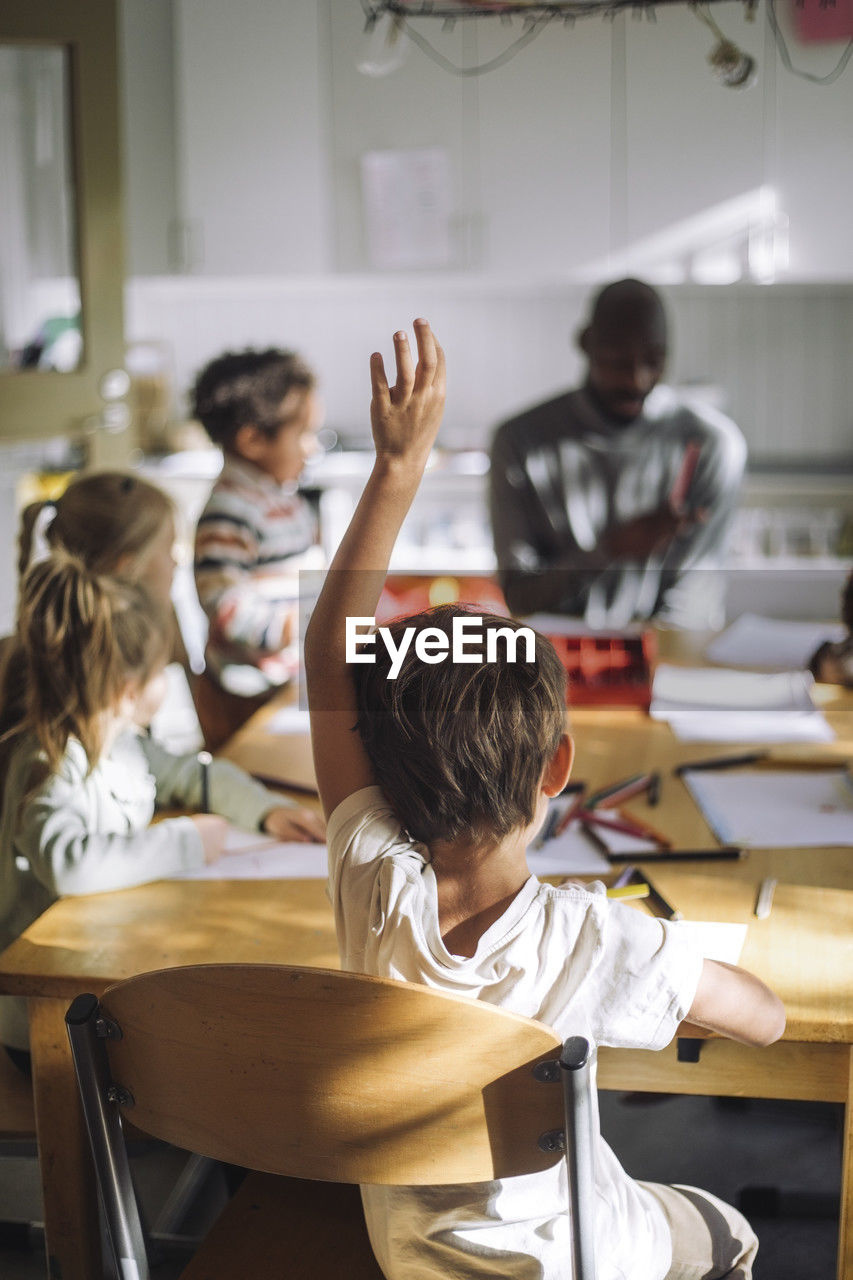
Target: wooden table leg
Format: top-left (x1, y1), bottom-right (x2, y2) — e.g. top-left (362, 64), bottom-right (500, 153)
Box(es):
top-left (839, 1048), bottom-right (853, 1280)
top-left (29, 996), bottom-right (103, 1280)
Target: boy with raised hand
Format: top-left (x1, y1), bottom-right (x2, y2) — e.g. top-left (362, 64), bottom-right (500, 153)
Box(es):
top-left (304, 319), bottom-right (784, 1280)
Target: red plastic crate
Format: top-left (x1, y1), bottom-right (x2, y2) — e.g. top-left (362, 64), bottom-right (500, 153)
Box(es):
top-left (545, 630), bottom-right (657, 709)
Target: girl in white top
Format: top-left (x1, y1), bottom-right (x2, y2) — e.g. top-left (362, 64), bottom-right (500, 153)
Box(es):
top-left (0, 554), bottom-right (312, 1055)
top-left (8, 468), bottom-right (322, 843)
top-left (304, 320), bottom-right (786, 1280)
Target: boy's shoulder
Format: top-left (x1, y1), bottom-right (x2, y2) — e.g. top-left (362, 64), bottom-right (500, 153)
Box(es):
top-left (202, 457), bottom-right (262, 509)
top-left (327, 785), bottom-right (416, 867)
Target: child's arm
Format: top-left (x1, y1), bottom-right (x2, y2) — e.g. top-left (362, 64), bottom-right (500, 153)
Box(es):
top-left (305, 320), bottom-right (446, 819)
top-left (681, 958), bottom-right (785, 1048)
top-left (140, 736), bottom-right (325, 842)
top-left (20, 786), bottom-right (220, 894)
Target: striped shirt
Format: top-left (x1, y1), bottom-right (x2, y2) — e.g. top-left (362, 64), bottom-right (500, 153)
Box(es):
top-left (194, 455), bottom-right (320, 694)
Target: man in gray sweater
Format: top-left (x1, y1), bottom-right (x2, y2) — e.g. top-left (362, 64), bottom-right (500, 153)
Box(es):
top-left (489, 280), bottom-right (746, 629)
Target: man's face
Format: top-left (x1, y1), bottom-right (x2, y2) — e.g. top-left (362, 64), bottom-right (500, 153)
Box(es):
top-left (582, 328), bottom-right (667, 424)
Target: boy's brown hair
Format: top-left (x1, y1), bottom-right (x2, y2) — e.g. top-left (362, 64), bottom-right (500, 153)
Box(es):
top-left (353, 604), bottom-right (567, 846)
top-left (190, 348), bottom-right (316, 450)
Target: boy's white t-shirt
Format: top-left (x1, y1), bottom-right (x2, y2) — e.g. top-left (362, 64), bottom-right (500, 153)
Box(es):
top-left (327, 786), bottom-right (706, 1280)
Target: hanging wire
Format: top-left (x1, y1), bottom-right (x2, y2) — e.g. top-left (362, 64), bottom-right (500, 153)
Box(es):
top-left (400, 15), bottom-right (550, 75)
top-left (765, 0), bottom-right (853, 85)
top-left (361, 0), bottom-right (853, 84)
top-left (692, 3), bottom-right (728, 42)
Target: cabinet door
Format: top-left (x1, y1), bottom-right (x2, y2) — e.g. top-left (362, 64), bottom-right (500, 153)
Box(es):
top-left (0, 0), bottom-right (133, 465)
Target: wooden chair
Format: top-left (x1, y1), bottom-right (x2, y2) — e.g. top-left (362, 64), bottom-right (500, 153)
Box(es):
top-left (0, 1046), bottom-right (40, 1247)
top-left (0, 1049), bottom-right (35, 1141)
top-left (66, 963), bottom-right (597, 1279)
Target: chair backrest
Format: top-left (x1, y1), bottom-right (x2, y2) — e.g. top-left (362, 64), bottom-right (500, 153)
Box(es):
top-left (67, 964), bottom-right (597, 1275)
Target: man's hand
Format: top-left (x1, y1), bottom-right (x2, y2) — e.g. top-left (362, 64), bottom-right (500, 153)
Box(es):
top-left (369, 319), bottom-right (446, 465)
top-left (604, 502), bottom-right (706, 560)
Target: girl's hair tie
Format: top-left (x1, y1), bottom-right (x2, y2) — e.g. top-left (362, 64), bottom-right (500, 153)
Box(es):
top-left (28, 502), bottom-right (58, 568)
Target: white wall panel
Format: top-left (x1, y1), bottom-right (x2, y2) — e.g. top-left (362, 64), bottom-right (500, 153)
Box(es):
top-left (127, 277), bottom-right (853, 461)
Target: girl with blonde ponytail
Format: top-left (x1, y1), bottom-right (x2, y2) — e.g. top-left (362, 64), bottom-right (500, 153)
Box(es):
top-left (0, 555), bottom-right (322, 1062)
top-left (17, 470), bottom-right (176, 594)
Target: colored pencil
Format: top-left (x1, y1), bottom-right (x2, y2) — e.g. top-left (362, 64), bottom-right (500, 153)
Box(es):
top-left (587, 772), bottom-right (653, 809)
top-left (607, 883), bottom-right (650, 901)
top-left (606, 848), bottom-right (744, 863)
top-left (674, 752), bottom-right (767, 776)
top-left (199, 750), bottom-right (212, 814)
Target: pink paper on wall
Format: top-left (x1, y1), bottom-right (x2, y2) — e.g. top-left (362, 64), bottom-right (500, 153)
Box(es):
top-left (793, 0), bottom-right (853, 43)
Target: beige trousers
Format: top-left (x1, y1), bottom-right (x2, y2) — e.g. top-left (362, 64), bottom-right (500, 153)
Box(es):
top-left (640, 1182), bottom-right (760, 1280)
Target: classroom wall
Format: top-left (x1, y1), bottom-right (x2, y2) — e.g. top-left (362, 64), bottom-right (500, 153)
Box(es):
top-left (115, 0), bottom-right (853, 462)
top-left (171, 0), bottom-right (333, 275)
top-left (120, 0), bottom-right (178, 275)
top-left (125, 0), bottom-right (853, 280)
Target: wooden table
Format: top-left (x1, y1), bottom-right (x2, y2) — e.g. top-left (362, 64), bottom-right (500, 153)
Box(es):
top-left (1, 686), bottom-right (851, 1279)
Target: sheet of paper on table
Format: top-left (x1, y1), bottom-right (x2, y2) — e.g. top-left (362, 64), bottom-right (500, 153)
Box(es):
top-left (171, 831), bottom-right (747, 965)
top-left (174, 826), bottom-right (328, 879)
top-left (683, 768), bottom-right (853, 848)
top-left (528, 803), bottom-right (659, 877)
top-left (651, 663), bottom-right (834, 743)
top-left (705, 613), bottom-right (846, 672)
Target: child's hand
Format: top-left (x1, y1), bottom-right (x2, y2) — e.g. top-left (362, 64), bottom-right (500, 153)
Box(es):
top-left (370, 319), bottom-right (446, 464)
top-left (190, 814), bottom-right (229, 864)
top-left (262, 805), bottom-right (326, 843)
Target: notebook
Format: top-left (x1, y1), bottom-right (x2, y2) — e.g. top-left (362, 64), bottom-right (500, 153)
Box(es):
top-left (683, 768), bottom-right (853, 848)
top-left (705, 613), bottom-right (846, 672)
top-left (651, 664), bottom-right (834, 744)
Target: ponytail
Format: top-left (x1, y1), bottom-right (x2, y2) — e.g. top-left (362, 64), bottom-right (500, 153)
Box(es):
top-left (16, 472), bottom-right (173, 579)
top-left (15, 553), bottom-right (170, 772)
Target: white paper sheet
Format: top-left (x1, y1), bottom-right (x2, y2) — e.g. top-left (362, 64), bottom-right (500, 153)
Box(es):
top-left (651, 664), bottom-right (833, 743)
top-left (663, 709), bottom-right (835, 743)
top-left (705, 613), bottom-right (846, 672)
top-left (174, 826), bottom-right (328, 880)
top-left (361, 147), bottom-right (452, 270)
top-left (652, 664), bottom-right (817, 713)
top-left (683, 768), bottom-right (853, 848)
top-left (527, 800), bottom-right (659, 876)
top-left (527, 827), bottom-right (613, 877)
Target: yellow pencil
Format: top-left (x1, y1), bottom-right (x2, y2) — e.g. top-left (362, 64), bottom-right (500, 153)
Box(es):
top-left (606, 883), bottom-right (650, 901)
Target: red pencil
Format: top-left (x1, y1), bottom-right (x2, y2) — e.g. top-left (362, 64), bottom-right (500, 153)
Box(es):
top-left (554, 793), bottom-right (588, 837)
top-left (595, 775), bottom-right (655, 810)
top-left (670, 440), bottom-right (702, 513)
top-left (614, 808), bottom-right (674, 850)
top-left (579, 808), bottom-right (672, 850)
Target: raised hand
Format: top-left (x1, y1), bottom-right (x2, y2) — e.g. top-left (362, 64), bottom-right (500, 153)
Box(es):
top-left (369, 319), bottom-right (446, 463)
